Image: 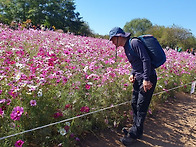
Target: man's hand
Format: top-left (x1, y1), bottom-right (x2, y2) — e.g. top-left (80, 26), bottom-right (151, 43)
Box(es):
top-left (129, 75), bottom-right (135, 83)
top-left (143, 80), bottom-right (153, 92)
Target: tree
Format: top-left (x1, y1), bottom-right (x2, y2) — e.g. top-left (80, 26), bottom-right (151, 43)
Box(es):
top-left (78, 22), bottom-right (94, 36)
top-left (145, 25), bottom-right (165, 40)
top-left (145, 24), bottom-right (195, 49)
top-left (124, 18), bottom-right (152, 36)
top-left (0, 0), bottom-right (30, 23)
top-left (0, 0), bottom-right (84, 34)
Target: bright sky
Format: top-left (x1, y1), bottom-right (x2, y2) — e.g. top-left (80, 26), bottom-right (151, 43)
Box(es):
top-left (75, 0), bottom-right (196, 37)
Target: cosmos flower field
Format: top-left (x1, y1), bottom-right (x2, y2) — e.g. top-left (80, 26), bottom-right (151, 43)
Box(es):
top-left (0, 24), bottom-right (195, 146)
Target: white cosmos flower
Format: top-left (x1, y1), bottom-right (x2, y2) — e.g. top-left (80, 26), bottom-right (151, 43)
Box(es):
top-left (83, 66), bottom-right (88, 72)
top-left (65, 122), bottom-right (70, 126)
top-left (73, 100), bottom-right (77, 104)
top-left (113, 121), bottom-right (117, 127)
top-left (158, 85), bottom-right (163, 88)
top-left (16, 63), bottom-right (24, 69)
top-left (59, 128), bottom-right (67, 136)
top-left (38, 89), bottom-right (42, 97)
top-left (20, 82), bottom-right (27, 87)
top-left (27, 85), bottom-right (38, 91)
top-left (87, 82), bottom-right (93, 85)
top-left (86, 74), bottom-right (99, 79)
top-left (15, 72), bottom-right (21, 81)
top-left (57, 91), bottom-right (61, 98)
top-left (49, 51), bottom-right (54, 55)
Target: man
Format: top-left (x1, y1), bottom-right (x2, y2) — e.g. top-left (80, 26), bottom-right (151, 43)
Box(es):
top-left (109, 27), bottom-right (157, 146)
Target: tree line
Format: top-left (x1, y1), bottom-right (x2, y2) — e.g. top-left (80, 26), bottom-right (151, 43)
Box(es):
top-left (124, 18), bottom-right (196, 50)
top-left (96, 18), bottom-right (196, 51)
top-left (0, 0), bottom-right (93, 36)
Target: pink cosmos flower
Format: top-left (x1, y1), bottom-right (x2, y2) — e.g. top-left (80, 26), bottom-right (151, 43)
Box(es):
top-left (85, 84), bottom-right (91, 90)
top-left (65, 104), bottom-right (72, 109)
top-left (75, 137), bottom-right (80, 141)
top-left (48, 61), bottom-right (54, 66)
top-left (62, 77), bottom-right (68, 84)
top-left (30, 100), bottom-right (37, 106)
top-left (6, 99), bottom-right (11, 105)
top-left (148, 109), bottom-right (152, 115)
top-left (0, 99), bottom-right (6, 104)
top-left (15, 140), bottom-right (24, 147)
top-left (86, 74), bottom-right (99, 79)
top-left (77, 49), bottom-right (82, 53)
top-left (70, 133), bottom-right (75, 138)
top-left (1, 106), bottom-right (6, 111)
top-left (10, 106), bottom-right (24, 121)
top-left (80, 106), bottom-right (90, 113)
top-left (8, 90), bottom-right (18, 98)
top-left (124, 83), bottom-right (128, 87)
top-left (53, 112), bottom-right (63, 118)
top-left (64, 125), bottom-right (70, 132)
top-left (0, 108), bottom-right (4, 117)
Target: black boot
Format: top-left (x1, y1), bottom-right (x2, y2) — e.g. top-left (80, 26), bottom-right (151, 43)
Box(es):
top-left (122, 127), bottom-right (129, 136)
top-left (122, 127), bottom-right (143, 139)
top-left (120, 135), bottom-right (137, 146)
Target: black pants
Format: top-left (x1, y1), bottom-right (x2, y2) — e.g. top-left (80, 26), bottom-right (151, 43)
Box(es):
top-left (129, 74), bottom-right (157, 139)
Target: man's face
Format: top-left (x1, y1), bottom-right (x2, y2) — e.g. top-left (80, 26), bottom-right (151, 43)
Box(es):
top-left (111, 36), bottom-right (126, 47)
top-left (111, 37), bottom-right (119, 47)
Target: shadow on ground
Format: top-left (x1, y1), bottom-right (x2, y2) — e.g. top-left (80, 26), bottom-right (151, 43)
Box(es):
top-left (79, 92), bottom-right (196, 147)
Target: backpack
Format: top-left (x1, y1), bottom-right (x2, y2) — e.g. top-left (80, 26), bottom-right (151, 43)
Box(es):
top-left (131, 35), bottom-right (166, 68)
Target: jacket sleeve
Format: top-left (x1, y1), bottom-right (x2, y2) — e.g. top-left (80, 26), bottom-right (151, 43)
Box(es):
top-left (131, 39), bottom-right (151, 81)
top-left (130, 70), bottom-right (135, 76)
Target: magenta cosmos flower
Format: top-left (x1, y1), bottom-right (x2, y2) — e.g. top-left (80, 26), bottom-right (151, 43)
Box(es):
top-left (10, 106), bottom-right (24, 121)
top-left (85, 84), bottom-right (91, 90)
top-left (53, 112), bottom-right (63, 118)
top-left (0, 99), bottom-right (6, 104)
top-left (80, 106), bottom-right (90, 113)
top-left (30, 100), bottom-right (37, 106)
top-left (15, 139), bottom-right (24, 147)
top-left (0, 108), bottom-right (4, 117)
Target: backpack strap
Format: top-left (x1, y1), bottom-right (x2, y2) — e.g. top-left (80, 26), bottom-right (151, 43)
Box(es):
top-left (128, 37), bottom-right (139, 57)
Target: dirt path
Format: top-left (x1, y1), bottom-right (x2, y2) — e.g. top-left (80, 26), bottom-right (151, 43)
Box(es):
top-left (79, 92), bottom-right (196, 147)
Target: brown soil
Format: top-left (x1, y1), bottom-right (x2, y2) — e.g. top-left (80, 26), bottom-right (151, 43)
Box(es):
top-left (79, 92), bottom-right (196, 147)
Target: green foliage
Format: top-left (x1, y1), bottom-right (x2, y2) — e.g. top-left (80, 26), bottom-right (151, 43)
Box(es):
top-left (0, 0), bottom-right (86, 34)
top-left (145, 24), bottom-right (196, 49)
top-left (124, 18), bottom-right (153, 36)
top-left (78, 22), bottom-right (94, 36)
top-left (123, 18), bottom-right (196, 50)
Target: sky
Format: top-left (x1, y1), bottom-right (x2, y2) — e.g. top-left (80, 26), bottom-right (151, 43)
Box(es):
top-left (75, 0), bottom-right (196, 37)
